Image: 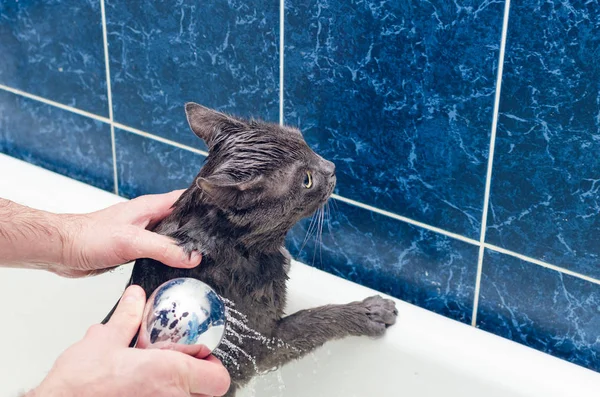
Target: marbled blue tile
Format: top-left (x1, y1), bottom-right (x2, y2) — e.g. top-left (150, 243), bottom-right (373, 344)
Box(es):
top-left (0, 120), bottom-right (6, 153)
top-left (106, 0), bottom-right (279, 150)
top-left (114, 129), bottom-right (205, 199)
top-left (0, 1), bottom-right (108, 116)
top-left (486, 1), bottom-right (600, 278)
top-left (286, 200), bottom-right (479, 323)
top-left (0, 90), bottom-right (113, 191)
top-left (285, 0), bottom-right (505, 238)
top-left (477, 250), bottom-right (600, 372)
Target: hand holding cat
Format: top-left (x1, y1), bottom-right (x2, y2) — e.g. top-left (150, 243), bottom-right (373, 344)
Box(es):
top-left (0, 190), bottom-right (201, 277)
top-left (58, 189), bottom-right (202, 276)
top-left (27, 285), bottom-right (231, 397)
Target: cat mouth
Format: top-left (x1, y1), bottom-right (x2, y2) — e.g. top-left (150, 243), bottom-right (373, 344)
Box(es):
top-left (320, 179), bottom-right (336, 204)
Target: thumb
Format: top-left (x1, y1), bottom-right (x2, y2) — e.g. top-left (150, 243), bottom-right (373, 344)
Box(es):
top-left (130, 229), bottom-right (201, 269)
top-left (105, 285), bottom-right (146, 346)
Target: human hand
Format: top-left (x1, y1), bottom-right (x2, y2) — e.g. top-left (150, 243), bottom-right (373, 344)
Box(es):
top-left (58, 190), bottom-right (200, 277)
top-left (28, 285), bottom-right (231, 397)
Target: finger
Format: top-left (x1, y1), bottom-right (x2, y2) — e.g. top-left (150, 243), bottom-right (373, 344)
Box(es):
top-left (183, 356), bottom-right (231, 396)
top-left (131, 190), bottom-right (186, 227)
top-left (131, 230), bottom-right (201, 268)
top-left (104, 285), bottom-right (146, 346)
top-left (201, 355), bottom-right (224, 365)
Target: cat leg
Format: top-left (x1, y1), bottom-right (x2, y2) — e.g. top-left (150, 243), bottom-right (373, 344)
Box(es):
top-left (260, 295), bottom-right (397, 369)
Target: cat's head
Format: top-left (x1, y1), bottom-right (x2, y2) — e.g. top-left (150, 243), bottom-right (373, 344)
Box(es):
top-left (185, 103), bottom-right (336, 234)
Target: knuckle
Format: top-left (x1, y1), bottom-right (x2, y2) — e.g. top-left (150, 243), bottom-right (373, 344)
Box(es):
top-left (112, 227), bottom-right (139, 259)
top-left (105, 201), bottom-right (129, 219)
top-left (85, 324), bottom-right (106, 339)
top-left (120, 303), bottom-right (140, 321)
top-left (166, 357), bottom-right (191, 388)
top-left (157, 240), bottom-right (175, 261)
top-left (131, 195), bottom-right (154, 216)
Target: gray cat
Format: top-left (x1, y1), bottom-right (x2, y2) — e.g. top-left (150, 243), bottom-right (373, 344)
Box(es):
top-left (103, 103), bottom-right (398, 396)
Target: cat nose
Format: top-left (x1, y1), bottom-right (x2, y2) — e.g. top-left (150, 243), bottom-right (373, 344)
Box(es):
top-left (324, 160), bottom-right (336, 177)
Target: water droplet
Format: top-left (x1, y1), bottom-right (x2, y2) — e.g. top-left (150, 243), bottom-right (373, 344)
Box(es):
top-left (217, 297), bottom-right (305, 394)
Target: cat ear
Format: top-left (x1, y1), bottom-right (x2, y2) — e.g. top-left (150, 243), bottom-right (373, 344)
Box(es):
top-left (197, 174), bottom-right (265, 207)
top-left (198, 174), bottom-right (265, 192)
top-left (185, 102), bottom-right (244, 145)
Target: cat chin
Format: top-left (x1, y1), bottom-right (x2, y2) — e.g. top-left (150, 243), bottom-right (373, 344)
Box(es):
top-left (318, 193), bottom-right (334, 207)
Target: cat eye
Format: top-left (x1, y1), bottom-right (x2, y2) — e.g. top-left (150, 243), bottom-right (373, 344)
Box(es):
top-left (303, 171), bottom-right (313, 189)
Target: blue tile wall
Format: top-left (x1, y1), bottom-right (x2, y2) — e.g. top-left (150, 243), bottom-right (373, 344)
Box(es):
top-left (115, 128), bottom-right (205, 198)
top-left (105, 0), bottom-right (280, 149)
top-left (0, 1), bottom-right (108, 116)
top-left (284, 0), bottom-right (504, 238)
top-left (286, 200), bottom-right (479, 324)
top-left (478, 250), bottom-right (600, 372)
top-left (1, 0), bottom-right (600, 375)
top-left (0, 90), bottom-right (113, 191)
top-left (486, 0), bottom-right (600, 278)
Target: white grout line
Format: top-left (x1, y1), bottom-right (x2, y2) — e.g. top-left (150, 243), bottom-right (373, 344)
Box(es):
top-left (334, 193), bottom-right (600, 287)
top-left (484, 243), bottom-right (600, 286)
top-left (0, 84), bottom-right (111, 123)
top-left (279, 0), bottom-right (285, 126)
top-left (100, 0), bottom-right (119, 195)
top-left (113, 122), bottom-right (209, 156)
top-left (471, 0), bottom-right (512, 327)
top-left (3, 82), bottom-right (600, 290)
top-left (331, 194), bottom-right (480, 246)
top-left (0, 83), bottom-right (209, 157)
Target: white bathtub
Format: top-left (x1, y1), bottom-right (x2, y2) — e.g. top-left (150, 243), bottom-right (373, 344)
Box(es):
top-left (1, 152), bottom-right (599, 397)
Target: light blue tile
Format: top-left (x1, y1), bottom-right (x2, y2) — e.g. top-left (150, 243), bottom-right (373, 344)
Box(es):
top-left (0, 0), bottom-right (108, 116)
top-left (0, 90), bottom-right (113, 191)
top-left (285, 0), bottom-right (505, 238)
top-left (478, 250), bottom-right (600, 372)
top-left (106, 0), bottom-right (279, 149)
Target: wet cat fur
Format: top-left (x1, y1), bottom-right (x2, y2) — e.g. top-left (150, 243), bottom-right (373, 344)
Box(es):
top-left (103, 103), bottom-right (398, 396)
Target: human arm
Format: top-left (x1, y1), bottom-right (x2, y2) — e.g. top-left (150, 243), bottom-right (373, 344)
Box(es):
top-left (0, 190), bottom-right (200, 277)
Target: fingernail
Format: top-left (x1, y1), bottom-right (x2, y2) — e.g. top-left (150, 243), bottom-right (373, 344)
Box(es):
top-left (123, 286), bottom-right (144, 303)
top-left (189, 251), bottom-right (202, 265)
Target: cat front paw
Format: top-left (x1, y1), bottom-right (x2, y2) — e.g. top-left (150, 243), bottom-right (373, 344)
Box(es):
top-left (358, 295), bottom-right (398, 337)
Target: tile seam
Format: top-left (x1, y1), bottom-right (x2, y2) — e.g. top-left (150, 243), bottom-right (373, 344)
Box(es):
top-left (0, 84), bottom-right (111, 123)
top-left (484, 244), bottom-right (600, 286)
top-left (471, 0), bottom-right (512, 327)
top-left (113, 122), bottom-right (209, 156)
top-left (0, 84), bottom-right (209, 156)
top-left (99, 0), bottom-right (119, 195)
top-left (279, 0), bottom-right (285, 126)
top-left (330, 194), bottom-right (480, 246)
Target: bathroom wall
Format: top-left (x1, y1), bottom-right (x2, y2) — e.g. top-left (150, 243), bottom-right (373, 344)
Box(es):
top-left (1, 0), bottom-right (599, 372)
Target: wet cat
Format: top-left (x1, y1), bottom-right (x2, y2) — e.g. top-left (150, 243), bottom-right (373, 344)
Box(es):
top-left (103, 103), bottom-right (398, 396)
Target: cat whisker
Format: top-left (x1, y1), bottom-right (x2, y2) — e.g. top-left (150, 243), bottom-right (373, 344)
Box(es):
top-left (310, 207), bottom-right (322, 267)
top-left (299, 211), bottom-right (319, 254)
top-left (325, 201), bottom-right (334, 236)
top-left (311, 206), bottom-right (326, 267)
top-left (329, 197), bottom-right (340, 213)
top-left (319, 205), bottom-right (325, 266)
